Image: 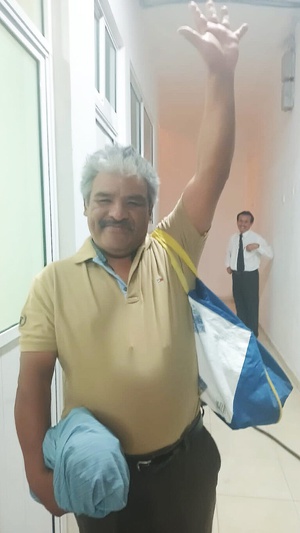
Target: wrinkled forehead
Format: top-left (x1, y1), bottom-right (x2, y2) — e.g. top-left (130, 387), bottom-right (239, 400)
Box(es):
top-left (91, 172), bottom-right (148, 195)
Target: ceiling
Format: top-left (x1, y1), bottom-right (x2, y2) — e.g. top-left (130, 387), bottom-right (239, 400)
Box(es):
top-left (140, 0), bottom-right (300, 7)
top-left (138, 1), bottom-right (300, 134)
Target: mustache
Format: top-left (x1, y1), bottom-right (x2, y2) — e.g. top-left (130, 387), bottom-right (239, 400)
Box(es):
top-left (99, 219), bottom-right (132, 230)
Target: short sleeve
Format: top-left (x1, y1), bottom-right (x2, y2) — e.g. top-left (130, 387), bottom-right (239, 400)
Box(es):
top-left (19, 265), bottom-right (57, 352)
top-left (157, 197), bottom-right (208, 267)
top-left (156, 197), bottom-right (208, 289)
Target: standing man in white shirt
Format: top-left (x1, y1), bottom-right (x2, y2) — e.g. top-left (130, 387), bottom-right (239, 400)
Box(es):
top-left (226, 211), bottom-right (273, 337)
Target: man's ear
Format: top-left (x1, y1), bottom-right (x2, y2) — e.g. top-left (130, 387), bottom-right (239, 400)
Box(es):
top-left (83, 200), bottom-right (87, 216)
top-left (149, 205), bottom-right (153, 223)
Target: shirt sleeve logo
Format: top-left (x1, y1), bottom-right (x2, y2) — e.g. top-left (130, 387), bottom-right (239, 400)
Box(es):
top-left (19, 315), bottom-right (27, 327)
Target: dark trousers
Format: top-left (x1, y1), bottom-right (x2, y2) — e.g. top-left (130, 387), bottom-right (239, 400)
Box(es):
top-left (75, 414), bottom-right (221, 533)
top-left (232, 269), bottom-right (259, 336)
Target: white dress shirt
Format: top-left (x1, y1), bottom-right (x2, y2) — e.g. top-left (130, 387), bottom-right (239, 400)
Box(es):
top-left (225, 230), bottom-right (273, 271)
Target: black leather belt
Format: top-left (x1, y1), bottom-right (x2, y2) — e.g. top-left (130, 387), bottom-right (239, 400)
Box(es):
top-left (126, 410), bottom-right (204, 472)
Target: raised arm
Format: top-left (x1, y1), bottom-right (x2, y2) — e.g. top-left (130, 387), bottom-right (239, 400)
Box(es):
top-left (14, 351), bottom-right (65, 516)
top-left (179, 1), bottom-right (248, 234)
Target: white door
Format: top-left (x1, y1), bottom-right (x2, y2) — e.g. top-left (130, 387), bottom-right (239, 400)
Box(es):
top-left (0, 1), bottom-right (58, 531)
top-left (0, 340), bottom-right (54, 533)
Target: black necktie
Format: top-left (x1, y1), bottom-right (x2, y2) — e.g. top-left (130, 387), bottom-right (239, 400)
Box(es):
top-left (237, 234), bottom-right (245, 272)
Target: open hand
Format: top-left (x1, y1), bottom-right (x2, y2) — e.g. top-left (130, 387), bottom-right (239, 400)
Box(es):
top-left (178, 1), bottom-right (248, 74)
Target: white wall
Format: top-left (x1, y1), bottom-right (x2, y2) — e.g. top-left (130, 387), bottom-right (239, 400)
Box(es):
top-left (51, 0), bottom-right (96, 256)
top-left (257, 23), bottom-right (300, 381)
top-left (107, 0), bottom-right (157, 119)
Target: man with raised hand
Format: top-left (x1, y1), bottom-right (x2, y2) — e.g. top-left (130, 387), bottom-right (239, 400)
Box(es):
top-left (15, 2), bottom-right (247, 532)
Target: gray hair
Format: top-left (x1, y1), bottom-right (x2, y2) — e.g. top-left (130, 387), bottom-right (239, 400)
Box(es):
top-left (81, 144), bottom-right (159, 207)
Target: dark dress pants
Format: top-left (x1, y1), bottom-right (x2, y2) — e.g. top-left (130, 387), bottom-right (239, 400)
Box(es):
top-left (232, 269), bottom-right (259, 336)
top-left (75, 415), bottom-right (221, 533)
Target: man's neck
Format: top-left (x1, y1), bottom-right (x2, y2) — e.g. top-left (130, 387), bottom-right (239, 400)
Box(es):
top-left (92, 239), bottom-right (140, 283)
top-left (106, 256), bottom-right (133, 284)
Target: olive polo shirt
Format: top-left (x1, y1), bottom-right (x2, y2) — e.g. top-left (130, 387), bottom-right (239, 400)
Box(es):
top-left (19, 199), bottom-right (207, 454)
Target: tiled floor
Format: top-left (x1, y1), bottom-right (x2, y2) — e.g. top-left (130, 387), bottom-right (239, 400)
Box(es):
top-left (207, 329), bottom-right (300, 533)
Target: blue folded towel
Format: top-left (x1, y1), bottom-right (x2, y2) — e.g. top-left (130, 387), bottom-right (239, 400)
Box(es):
top-left (32, 407), bottom-right (129, 518)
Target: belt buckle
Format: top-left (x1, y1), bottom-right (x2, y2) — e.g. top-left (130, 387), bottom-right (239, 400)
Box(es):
top-left (137, 459), bottom-right (152, 472)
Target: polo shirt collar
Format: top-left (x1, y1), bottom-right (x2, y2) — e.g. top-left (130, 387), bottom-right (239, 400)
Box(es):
top-left (72, 234), bottom-right (152, 264)
top-left (72, 238), bottom-right (96, 264)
